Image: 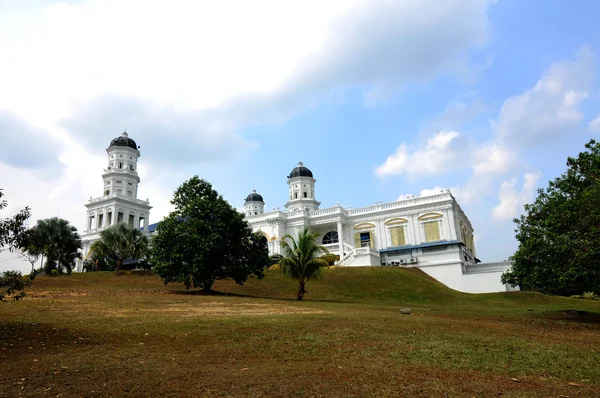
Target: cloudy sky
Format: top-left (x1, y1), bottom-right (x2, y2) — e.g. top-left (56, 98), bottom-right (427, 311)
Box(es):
top-left (1, 0), bottom-right (599, 272)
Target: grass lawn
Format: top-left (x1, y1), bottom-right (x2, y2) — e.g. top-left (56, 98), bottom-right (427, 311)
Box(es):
top-left (1, 267), bottom-right (599, 397)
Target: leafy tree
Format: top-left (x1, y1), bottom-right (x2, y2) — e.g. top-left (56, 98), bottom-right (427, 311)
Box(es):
top-left (28, 218), bottom-right (82, 274)
top-left (502, 139), bottom-right (600, 295)
top-left (0, 189), bottom-right (30, 252)
top-left (150, 176), bottom-right (268, 292)
top-left (1, 270), bottom-right (36, 301)
top-left (90, 223), bottom-right (149, 271)
top-left (277, 228), bottom-right (330, 300)
top-left (19, 228), bottom-right (45, 273)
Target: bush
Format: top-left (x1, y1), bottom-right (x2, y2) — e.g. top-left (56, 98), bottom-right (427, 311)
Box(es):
top-left (582, 292), bottom-right (598, 300)
top-left (1, 270), bottom-right (36, 301)
top-left (50, 269), bottom-right (59, 276)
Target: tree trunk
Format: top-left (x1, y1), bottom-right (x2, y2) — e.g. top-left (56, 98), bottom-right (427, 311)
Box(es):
top-left (202, 278), bottom-right (215, 294)
top-left (116, 258), bottom-right (122, 271)
top-left (297, 279), bottom-right (306, 300)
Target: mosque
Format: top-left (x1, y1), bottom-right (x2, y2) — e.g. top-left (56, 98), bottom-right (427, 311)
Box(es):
top-left (78, 132), bottom-right (517, 294)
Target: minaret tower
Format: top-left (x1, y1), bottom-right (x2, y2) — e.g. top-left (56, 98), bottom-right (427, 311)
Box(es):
top-left (244, 190), bottom-right (265, 217)
top-left (78, 132), bottom-right (152, 271)
top-left (284, 161), bottom-right (320, 212)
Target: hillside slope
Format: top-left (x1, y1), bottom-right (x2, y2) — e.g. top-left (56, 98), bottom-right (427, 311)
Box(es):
top-left (26, 266), bottom-right (592, 310)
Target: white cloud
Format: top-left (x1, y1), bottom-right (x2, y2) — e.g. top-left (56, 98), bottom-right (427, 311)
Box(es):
top-left (375, 131), bottom-right (464, 177)
top-left (451, 143), bottom-right (520, 203)
top-left (441, 48), bottom-right (593, 204)
top-left (589, 116), bottom-right (600, 134)
top-left (420, 186), bottom-right (449, 196)
top-left (493, 47), bottom-right (594, 147)
top-left (492, 172), bottom-right (541, 220)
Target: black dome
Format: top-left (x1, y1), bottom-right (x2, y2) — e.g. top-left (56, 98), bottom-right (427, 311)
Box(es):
top-left (245, 190), bottom-right (264, 203)
top-left (109, 132), bottom-right (138, 150)
top-left (288, 161), bottom-right (313, 178)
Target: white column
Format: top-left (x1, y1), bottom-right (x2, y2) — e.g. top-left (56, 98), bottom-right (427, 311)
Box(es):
top-left (337, 220), bottom-right (344, 255)
top-left (377, 219), bottom-right (386, 250)
top-left (411, 214), bottom-right (420, 245)
top-left (442, 209), bottom-right (453, 241)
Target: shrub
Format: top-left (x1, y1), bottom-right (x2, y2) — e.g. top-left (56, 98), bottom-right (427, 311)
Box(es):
top-left (1, 270), bottom-right (36, 301)
top-left (582, 292), bottom-right (598, 300)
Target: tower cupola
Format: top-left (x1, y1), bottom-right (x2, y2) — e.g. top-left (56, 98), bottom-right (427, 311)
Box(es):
top-left (245, 190), bottom-right (265, 216)
top-left (285, 161), bottom-right (320, 212)
top-left (103, 132), bottom-right (142, 199)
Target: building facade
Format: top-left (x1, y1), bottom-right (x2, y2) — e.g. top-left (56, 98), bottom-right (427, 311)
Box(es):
top-left (76, 134), bottom-right (515, 293)
top-left (245, 162), bottom-right (517, 294)
top-left (77, 132), bottom-right (152, 271)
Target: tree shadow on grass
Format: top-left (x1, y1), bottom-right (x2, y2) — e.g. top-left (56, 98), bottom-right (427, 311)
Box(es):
top-left (546, 310), bottom-right (600, 324)
top-left (168, 289), bottom-right (351, 304)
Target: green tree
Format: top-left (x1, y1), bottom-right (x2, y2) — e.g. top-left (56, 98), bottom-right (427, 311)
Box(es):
top-left (0, 189), bottom-right (30, 252)
top-left (0, 270), bottom-right (37, 301)
top-left (19, 228), bottom-right (45, 273)
top-left (28, 218), bottom-right (82, 274)
top-left (502, 139), bottom-right (600, 295)
top-left (90, 223), bottom-right (149, 271)
top-left (150, 176), bottom-right (268, 292)
top-left (278, 228), bottom-right (330, 300)
top-left (83, 253), bottom-right (116, 272)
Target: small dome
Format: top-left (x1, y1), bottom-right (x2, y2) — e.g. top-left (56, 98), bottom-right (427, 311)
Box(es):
top-left (245, 190), bottom-right (264, 203)
top-left (288, 161), bottom-right (313, 178)
top-left (109, 132), bottom-right (138, 150)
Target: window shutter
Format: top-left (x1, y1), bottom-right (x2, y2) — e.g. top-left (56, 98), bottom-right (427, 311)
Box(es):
top-left (390, 226), bottom-right (405, 246)
top-left (424, 222), bottom-right (440, 242)
top-left (390, 227), bottom-right (399, 246)
top-left (354, 233), bottom-right (361, 248)
top-left (397, 226), bottom-right (405, 246)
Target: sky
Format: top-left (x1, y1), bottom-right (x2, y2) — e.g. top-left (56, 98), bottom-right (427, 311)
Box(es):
top-left (1, 0), bottom-right (600, 272)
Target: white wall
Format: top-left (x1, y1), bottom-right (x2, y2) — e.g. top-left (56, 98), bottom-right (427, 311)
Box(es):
top-left (418, 262), bottom-right (465, 291)
top-left (462, 271), bottom-right (509, 293)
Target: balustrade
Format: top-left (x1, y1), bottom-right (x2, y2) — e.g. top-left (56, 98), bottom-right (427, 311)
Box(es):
top-left (88, 193), bottom-right (150, 205)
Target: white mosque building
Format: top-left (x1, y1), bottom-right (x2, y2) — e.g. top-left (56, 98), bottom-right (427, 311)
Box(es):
top-left (78, 133), bottom-right (515, 293)
top-left (244, 162), bottom-right (517, 294)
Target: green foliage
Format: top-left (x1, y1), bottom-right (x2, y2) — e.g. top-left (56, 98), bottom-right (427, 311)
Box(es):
top-left (502, 139), bottom-right (600, 295)
top-left (83, 253), bottom-right (116, 272)
top-left (267, 254), bottom-right (284, 268)
top-left (90, 223), bottom-right (149, 271)
top-left (19, 228), bottom-right (46, 272)
top-left (278, 228), bottom-right (330, 300)
top-left (0, 270), bottom-right (37, 301)
top-left (321, 253), bottom-right (340, 266)
top-left (0, 189), bottom-right (30, 252)
top-left (582, 292), bottom-right (598, 300)
top-left (150, 176), bottom-right (268, 292)
top-left (26, 218), bottom-right (82, 274)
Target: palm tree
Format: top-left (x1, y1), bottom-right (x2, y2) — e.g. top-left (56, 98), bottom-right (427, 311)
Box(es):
top-left (29, 218), bottom-right (82, 274)
top-left (278, 228), bottom-right (330, 300)
top-left (90, 223), bottom-right (149, 271)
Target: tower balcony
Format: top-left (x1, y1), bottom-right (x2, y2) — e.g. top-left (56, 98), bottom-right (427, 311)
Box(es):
top-left (87, 192), bottom-right (150, 206)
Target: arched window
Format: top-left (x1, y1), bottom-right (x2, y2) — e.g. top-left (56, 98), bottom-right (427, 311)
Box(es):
top-left (353, 223), bottom-right (376, 248)
top-left (418, 213), bottom-right (443, 242)
top-left (322, 231), bottom-right (339, 244)
top-left (260, 235), bottom-right (268, 250)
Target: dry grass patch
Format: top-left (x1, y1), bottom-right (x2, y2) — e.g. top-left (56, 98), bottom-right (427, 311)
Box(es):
top-left (1, 270), bottom-right (599, 397)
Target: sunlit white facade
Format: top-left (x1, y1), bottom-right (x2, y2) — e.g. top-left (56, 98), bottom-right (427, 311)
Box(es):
top-left (246, 162), bottom-right (517, 293)
top-left (77, 132), bottom-right (152, 271)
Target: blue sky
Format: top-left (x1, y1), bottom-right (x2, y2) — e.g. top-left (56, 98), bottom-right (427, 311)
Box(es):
top-left (1, 0), bottom-right (600, 271)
